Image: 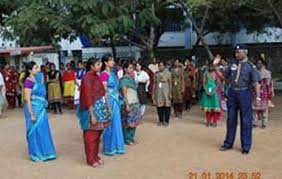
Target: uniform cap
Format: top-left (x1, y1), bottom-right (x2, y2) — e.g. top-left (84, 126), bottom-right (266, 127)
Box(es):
top-left (234, 44), bottom-right (248, 50)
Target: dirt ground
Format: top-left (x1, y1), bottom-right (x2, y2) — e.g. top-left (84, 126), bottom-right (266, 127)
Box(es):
top-left (0, 97), bottom-right (281, 179)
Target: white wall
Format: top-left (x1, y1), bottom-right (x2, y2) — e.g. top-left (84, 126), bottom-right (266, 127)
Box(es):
top-left (58, 38), bottom-right (141, 60)
top-left (82, 46), bottom-right (141, 60)
top-left (59, 38), bottom-right (83, 57)
top-left (0, 37), bottom-right (17, 49)
top-left (158, 27), bottom-right (282, 47)
top-left (23, 53), bottom-right (59, 70)
top-left (158, 32), bottom-right (186, 47)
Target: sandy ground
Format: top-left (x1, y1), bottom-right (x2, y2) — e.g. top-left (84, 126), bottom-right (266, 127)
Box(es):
top-left (0, 97), bottom-right (282, 179)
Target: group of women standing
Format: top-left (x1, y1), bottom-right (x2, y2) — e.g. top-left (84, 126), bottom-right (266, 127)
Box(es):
top-left (43, 62), bottom-right (79, 113)
top-left (199, 54), bottom-right (274, 129)
top-left (21, 54), bottom-right (274, 166)
top-left (151, 59), bottom-right (198, 126)
top-left (149, 57), bottom-right (226, 128)
top-left (22, 54), bottom-right (145, 168)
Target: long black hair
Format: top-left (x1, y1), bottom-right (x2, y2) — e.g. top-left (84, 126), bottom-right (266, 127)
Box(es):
top-left (123, 62), bottom-right (133, 75)
top-left (50, 63), bottom-right (56, 71)
top-left (101, 53), bottom-right (113, 72)
top-left (23, 61), bottom-right (36, 81)
top-left (86, 57), bottom-right (100, 72)
top-left (136, 62), bottom-right (144, 70)
top-left (256, 56), bottom-right (267, 68)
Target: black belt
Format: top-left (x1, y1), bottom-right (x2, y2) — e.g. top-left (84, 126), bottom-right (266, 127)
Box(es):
top-left (232, 87), bottom-right (249, 91)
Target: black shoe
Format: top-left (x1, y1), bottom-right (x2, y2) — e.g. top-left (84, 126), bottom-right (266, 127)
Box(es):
top-left (241, 150), bottom-right (250, 154)
top-left (219, 145), bottom-right (232, 151)
top-left (253, 124), bottom-right (258, 128)
top-left (211, 123), bottom-right (217, 128)
top-left (261, 125), bottom-right (266, 129)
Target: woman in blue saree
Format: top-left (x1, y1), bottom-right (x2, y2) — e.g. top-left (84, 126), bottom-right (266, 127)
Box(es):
top-left (23, 61), bottom-right (57, 162)
top-left (100, 54), bottom-right (125, 156)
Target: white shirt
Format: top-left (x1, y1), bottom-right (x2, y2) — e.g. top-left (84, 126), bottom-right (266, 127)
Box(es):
top-left (135, 70), bottom-right (150, 92)
top-left (117, 69), bottom-right (124, 79)
top-left (0, 73), bottom-right (6, 95)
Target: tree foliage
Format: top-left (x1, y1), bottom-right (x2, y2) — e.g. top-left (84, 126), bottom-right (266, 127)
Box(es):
top-left (2, 0), bottom-right (281, 59)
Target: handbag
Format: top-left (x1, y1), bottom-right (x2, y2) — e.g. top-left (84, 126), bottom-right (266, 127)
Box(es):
top-left (93, 97), bottom-right (111, 123)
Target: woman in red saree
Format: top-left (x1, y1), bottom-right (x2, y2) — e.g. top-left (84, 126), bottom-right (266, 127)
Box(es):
top-left (76, 58), bottom-right (111, 168)
top-left (2, 63), bottom-right (19, 109)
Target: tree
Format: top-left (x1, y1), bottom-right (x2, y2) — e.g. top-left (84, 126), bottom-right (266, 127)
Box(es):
top-left (0, 0), bottom-right (21, 26)
top-left (4, 0), bottom-right (73, 46)
top-left (124, 0), bottom-right (184, 60)
top-left (173, 0), bottom-right (215, 60)
top-left (4, 0), bottom-right (134, 47)
top-left (171, 0), bottom-right (277, 60)
top-left (4, 0), bottom-right (183, 61)
top-left (4, 0), bottom-right (279, 61)
top-left (0, 0), bottom-right (22, 36)
top-left (239, 0), bottom-right (282, 28)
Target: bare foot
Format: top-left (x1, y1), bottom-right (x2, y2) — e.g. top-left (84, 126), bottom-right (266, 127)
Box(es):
top-left (98, 159), bottom-right (104, 165)
top-left (92, 162), bottom-right (101, 168)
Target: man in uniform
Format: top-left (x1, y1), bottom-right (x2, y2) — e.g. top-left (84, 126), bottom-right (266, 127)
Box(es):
top-left (217, 44), bottom-right (261, 154)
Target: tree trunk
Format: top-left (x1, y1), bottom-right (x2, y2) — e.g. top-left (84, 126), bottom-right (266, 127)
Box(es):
top-left (110, 36), bottom-right (117, 60)
top-left (178, 0), bottom-right (214, 61)
top-left (147, 4), bottom-right (157, 62)
top-left (267, 0), bottom-right (282, 27)
top-left (148, 46), bottom-right (155, 60)
top-left (189, 31), bottom-right (211, 58)
top-left (148, 25), bottom-right (156, 61)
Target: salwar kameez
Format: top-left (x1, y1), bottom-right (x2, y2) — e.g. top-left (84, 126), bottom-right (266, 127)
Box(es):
top-left (76, 71), bottom-right (111, 166)
top-left (153, 69), bottom-right (172, 125)
top-left (63, 70), bottom-right (75, 109)
top-left (83, 130), bottom-right (102, 165)
top-left (2, 68), bottom-right (18, 109)
top-left (200, 71), bottom-right (221, 126)
top-left (184, 68), bottom-right (193, 110)
top-left (252, 69), bottom-right (272, 128)
top-left (48, 71), bottom-right (63, 114)
top-left (135, 70), bottom-right (150, 116)
top-left (171, 67), bottom-right (184, 118)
